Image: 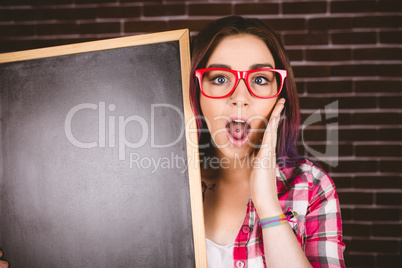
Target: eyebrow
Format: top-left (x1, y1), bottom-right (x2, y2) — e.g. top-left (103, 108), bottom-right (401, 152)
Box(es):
top-left (207, 64), bottom-right (231, 69)
top-left (250, 63), bottom-right (274, 69)
top-left (206, 63), bottom-right (274, 70)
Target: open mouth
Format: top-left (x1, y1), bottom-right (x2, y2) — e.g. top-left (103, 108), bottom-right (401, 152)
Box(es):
top-left (225, 118), bottom-right (251, 147)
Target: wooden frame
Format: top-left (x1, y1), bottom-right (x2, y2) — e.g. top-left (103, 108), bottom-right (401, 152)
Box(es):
top-left (0, 30), bottom-right (207, 267)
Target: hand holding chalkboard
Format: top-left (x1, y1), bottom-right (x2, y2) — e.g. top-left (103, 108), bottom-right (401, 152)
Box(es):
top-left (0, 250), bottom-right (9, 268)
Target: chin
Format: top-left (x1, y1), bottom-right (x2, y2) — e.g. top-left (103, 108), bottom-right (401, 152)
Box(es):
top-left (215, 142), bottom-right (254, 161)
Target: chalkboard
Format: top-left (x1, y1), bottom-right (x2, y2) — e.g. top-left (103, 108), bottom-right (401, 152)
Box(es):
top-left (0, 30), bottom-right (206, 268)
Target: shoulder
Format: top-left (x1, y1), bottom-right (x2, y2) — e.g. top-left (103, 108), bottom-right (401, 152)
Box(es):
top-left (277, 158), bottom-right (336, 194)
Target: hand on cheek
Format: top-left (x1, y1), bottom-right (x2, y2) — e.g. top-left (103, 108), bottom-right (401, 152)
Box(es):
top-left (249, 98), bottom-right (286, 218)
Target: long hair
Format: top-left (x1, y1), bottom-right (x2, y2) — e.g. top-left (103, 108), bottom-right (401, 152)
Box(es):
top-left (190, 16), bottom-right (303, 167)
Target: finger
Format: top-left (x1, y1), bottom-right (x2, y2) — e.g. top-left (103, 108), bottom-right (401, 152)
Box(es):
top-left (259, 99), bottom-right (285, 149)
top-left (0, 250), bottom-right (2, 257)
top-left (271, 98), bottom-right (286, 119)
top-left (0, 260), bottom-right (9, 268)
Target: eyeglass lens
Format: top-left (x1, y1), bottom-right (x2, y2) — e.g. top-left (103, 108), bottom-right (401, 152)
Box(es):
top-left (201, 70), bottom-right (280, 98)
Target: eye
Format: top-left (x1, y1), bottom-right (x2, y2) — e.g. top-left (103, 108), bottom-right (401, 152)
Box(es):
top-left (211, 75), bottom-right (228, 85)
top-left (253, 76), bottom-right (269, 85)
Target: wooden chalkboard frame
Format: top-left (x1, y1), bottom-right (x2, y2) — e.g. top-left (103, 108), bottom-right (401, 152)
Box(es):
top-left (0, 29), bottom-right (207, 267)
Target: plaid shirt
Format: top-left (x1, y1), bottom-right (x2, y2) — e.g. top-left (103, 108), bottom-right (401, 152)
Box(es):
top-left (205, 159), bottom-right (345, 268)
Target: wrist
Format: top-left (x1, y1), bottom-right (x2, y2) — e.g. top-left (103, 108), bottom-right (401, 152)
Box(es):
top-left (254, 199), bottom-right (283, 219)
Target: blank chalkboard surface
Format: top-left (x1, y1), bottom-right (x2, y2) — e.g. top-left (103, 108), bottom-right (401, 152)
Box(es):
top-left (0, 30), bottom-right (206, 268)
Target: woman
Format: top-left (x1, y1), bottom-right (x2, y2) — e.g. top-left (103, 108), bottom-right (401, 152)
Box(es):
top-left (190, 16), bottom-right (345, 267)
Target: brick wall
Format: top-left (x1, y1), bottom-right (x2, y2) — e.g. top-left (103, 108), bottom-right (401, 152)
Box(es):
top-left (1, 0), bottom-right (401, 267)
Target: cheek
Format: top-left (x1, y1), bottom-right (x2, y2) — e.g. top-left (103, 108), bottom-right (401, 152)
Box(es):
top-left (200, 96), bottom-right (222, 131)
top-left (252, 100), bottom-right (277, 129)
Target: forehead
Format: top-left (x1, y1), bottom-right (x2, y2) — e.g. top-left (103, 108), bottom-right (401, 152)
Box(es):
top-left (206, 34), bottom-right (276, 70)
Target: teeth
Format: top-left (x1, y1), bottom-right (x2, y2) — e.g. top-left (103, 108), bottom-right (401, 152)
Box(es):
top-left (233, 119), bottom-right (246, 123)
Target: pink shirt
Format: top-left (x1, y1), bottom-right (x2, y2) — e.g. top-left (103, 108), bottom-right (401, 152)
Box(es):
top-left (203, 159), bottom-right (345, 268)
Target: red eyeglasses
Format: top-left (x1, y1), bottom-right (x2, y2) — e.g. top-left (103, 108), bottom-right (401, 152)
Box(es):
top-left (195, 68), bottom-right (287, 99)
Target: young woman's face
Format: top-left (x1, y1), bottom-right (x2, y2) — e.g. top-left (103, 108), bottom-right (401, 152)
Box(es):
top-left (200, 34), bottom-right (279, 160)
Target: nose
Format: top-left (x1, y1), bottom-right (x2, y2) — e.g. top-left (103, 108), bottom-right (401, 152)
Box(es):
top-left (229, 79), bottom-right (250, 106)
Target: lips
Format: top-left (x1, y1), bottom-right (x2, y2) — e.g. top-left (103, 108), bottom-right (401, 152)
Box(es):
top-left (225, 117), bottom-right (251, 147)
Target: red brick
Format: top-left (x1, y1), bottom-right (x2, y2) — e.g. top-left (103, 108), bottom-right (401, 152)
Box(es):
top-left (352, 112), bottom-right (400, 125)
top-left (355, 16), bottom-right (400, 28)
top-left (8, 8), bottom-right (97, 21)
top-left (354, 176), bottom-right (401, 189)
top-left (332, 160), bottom-right (377, 173)
top-left (189, 4), bottom-right (231, 16)
top-left (3, 0), bottom-right (73, 4)
top-left (344, 254), bottom-right (375, 268)
top-left (300, 129), bottom-right (327, 142)
top-left (300, 96), bottom-right (376, 109)
top-left (378, 128), bottom-right (402, 141)
top-left (0, 24), bottom-right (35, 37)
top-left (55, 38), bottom-right (98, 45)
top-left (380, 161), bottom-right (402, 173)
top-left (300, 113), bottom-right (351, 126)
top-left (125, 21), bottom-right (167, 33)
top-left (309, 17), bottom-right (353, 30)
top-left (377, 254), bottom-right (402, 267)
top-left (354, 208), bottom-right (399, 221)
top-left (332, 32), bottom-right (376, 44)
top-left (75, 0), bottom-right (115, 3)
top-left (356, 145), bottom-right (401, 157)
top-left (338, 96), bottom-right (378, 109)
top-left (283, 1), bottom-right (326, 14)
top-left (262, 19), bottom-right (306, 31)
top-left (293, 65), bottom-right (330, 78)
top-left (332, 64), bottom-right (381, 77)
top-left (303, 144), bottom-right (346, 158)
top-left (377, 193), bottom-right (402, 206)
top-left (168, 20), bottom-right (213, 32)
top-left (343, 223), bottom-right (371, 237)
top-left (0, 10), bottom-right (11, 21)
top-left (1, 8), bottom-right (42, 21)
top-left (350, 239), bottom-right (399, 253)
top-left (380, 30), bottom-right (402, 44)
top-left (331, 0), bottom-right (377, 13)
top-left (379, 96), bottom-right (402, 109)
top-left (355, 80), bottom-right (402, 93)
top-left (79, 23), bottom-right (120, 34)
top-left (354, 47), bottom-right (400, 61)
top-left (339, 192), bottom-right (374, 205)
top-left (340, 208), bottom-right (352, 221)
top-left (284, 33), bottom-right (328, 46)
top-left (339, 129), bottom-right (376, 141)
top-left (378, 64), bottom-right (402, 77)
top-left (306, 81), bottom-right (352, 94)
top-left (56, 8), bottom-right (98, 20)
top-left (37, 23), bottom-right (79, 36)
top-left (122, 0), bottom-right (162, 2)
top-left (98, 7), bottom-right (141, 18)
top-left (234, 3), bottom-right (279, 15)
top-left (0, 39), bottom-right (57, 53)
top-left (295, 81), bottom-right (305, 95)
top-left (287, 49), bottom-right (303, 61)
top-left (144, 4), bottom-right (185, 17)
top-left (306, 49), bottom-right (351, 61)
top-left (331, 176), bottom-right (352, 189)
top-left (378, 0), bottom-right (402, 12)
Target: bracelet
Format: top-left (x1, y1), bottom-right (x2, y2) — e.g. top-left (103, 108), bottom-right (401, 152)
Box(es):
top-left (260, 214), bottom-right (288, 229)
top-left (259, 207), bottom-right (297, 229)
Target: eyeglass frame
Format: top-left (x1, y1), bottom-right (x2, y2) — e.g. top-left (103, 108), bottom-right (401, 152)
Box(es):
top-left (195, 67), bottom-right (287, 99)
